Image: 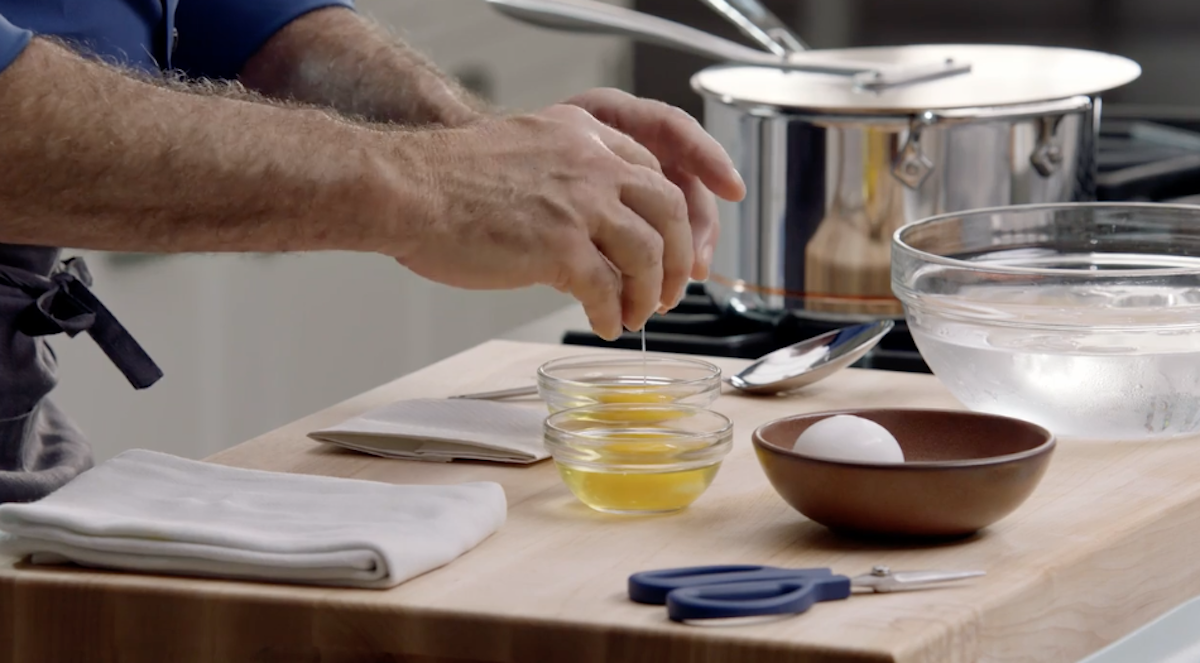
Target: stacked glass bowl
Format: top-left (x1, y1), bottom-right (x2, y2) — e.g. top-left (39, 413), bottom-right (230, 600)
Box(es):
top-left (537, 354), bottom-right (733, 514)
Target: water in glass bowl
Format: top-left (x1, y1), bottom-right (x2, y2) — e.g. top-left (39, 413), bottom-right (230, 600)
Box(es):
top-left (909, 255), bottom-right (1200, 440)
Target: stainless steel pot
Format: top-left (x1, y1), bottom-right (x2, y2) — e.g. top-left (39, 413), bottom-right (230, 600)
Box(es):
top-left (487, 0), bottom-right (1142, 322)
top-left (696, 75), bottom-right (1106, 321)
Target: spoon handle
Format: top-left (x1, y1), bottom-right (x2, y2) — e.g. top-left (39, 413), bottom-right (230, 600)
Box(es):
top-left (449, 385), bottom-right (540, 400)
top-left (453, 377), bottom-right (735, 401)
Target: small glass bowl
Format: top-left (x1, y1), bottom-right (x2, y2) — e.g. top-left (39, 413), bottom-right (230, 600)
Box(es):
top-left (543, 403), bottom-right (734, 514)
top-left (536, 354), bottom-right (723, 414)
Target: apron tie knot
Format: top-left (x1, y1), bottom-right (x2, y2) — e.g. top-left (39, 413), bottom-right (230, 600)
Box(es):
top-left (12, 257), bottom-right (163, 390)
top-left (19, 258), bottom-right (97, 337)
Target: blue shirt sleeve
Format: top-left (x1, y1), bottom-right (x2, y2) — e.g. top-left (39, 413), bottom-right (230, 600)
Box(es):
top-left (172, 0), bottom-right (356, 81)
top-left (0, 11), bottom-right (32, 75)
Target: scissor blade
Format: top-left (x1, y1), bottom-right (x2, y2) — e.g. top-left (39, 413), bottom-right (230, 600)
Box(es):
top-left (851, 569), bottom-right (986, 593)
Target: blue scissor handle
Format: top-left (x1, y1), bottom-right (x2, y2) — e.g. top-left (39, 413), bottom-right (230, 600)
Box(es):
top-left (665, 576), bottom-right (853, 622)
top-left (628, 565), bottom-right (835, 605)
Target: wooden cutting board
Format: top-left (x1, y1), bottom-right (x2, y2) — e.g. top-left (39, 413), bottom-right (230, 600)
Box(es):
top-left (3, 339), bottom-right (1200, 663)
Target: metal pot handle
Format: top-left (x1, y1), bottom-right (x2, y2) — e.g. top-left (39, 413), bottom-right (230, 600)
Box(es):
top-left (485, 0), bottom-right (791, 66)
top-left (698, 0), bottom-right (809, 55)
top-left (917, 95), bottom-right (1094, 126)
top-left (485, 0), bottom-right (970, 87)
top-left (891, 95), bottom-right (1094, 185)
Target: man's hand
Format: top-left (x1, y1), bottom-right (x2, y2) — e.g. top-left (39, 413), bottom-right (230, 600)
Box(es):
top-left (564, 88), bottom-right (747, 282)
top-left (241, 12), bottom-right (746, 338)
top-left (391, 105), bottom-right (693, 340)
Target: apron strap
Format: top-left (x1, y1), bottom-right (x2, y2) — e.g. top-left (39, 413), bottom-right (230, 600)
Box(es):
top-left (7, 257), bottom-right (163, 390)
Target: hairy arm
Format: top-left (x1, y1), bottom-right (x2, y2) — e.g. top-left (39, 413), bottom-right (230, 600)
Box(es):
top-left (239, 6), bottom-right (488, 127)
top-left (0, 38), bottom-right (423, 254)
top-left (0, 32), bottom-right (717, 336)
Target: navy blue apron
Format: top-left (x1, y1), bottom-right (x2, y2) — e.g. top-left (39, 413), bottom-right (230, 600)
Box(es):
top-left (0, 248), bottom-right (162, 502)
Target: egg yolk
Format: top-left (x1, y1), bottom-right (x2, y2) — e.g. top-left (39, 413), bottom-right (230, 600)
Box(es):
top-left (593, 390), bottom-right (673, 405)
top-left (555, 384), bottom-right (688, 422)
top-left (555, 430), bottom-right (719, 513)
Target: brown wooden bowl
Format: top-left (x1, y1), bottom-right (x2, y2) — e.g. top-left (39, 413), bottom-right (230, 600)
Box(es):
top-left (752, 408), bottom-right (1055, 538)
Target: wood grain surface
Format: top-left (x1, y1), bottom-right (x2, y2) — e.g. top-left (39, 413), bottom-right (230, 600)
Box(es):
top-left (3, 339), bottom-right (1200, 663)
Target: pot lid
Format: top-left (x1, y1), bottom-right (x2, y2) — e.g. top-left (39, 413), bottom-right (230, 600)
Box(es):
top-left (690, 44), bottom-right (1141, 115)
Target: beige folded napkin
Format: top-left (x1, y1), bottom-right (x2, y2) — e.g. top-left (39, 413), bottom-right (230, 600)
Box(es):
top-left (308, 398), bottom-right (549, 464)
top-left (0, 449), bottom-right (506, 589)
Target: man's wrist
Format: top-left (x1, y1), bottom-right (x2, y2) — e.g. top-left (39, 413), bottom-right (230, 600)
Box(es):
top-left (420, 97), bottom-right (489, 129)
top-left (339, 125), bottom-right (450, 261)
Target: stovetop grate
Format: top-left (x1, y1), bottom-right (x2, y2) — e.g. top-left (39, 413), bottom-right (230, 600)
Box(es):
top-left (562, 283), bottom-right (929, 372)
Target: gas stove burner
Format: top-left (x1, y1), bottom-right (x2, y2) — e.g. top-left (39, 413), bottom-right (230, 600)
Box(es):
top-left (560, 283), bottom-right (931, 373)
top-left (1098, 115), bottom-right (1200, 202)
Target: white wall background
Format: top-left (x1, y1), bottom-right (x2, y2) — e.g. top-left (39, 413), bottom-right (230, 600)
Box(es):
top-left (49, 0), bottom-right (631, 463)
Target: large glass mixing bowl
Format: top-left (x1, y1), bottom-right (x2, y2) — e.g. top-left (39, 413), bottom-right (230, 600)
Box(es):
top-left (892, 203), bottom-right (1200, 441)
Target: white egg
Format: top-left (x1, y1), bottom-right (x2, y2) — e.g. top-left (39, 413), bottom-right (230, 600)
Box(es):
top-left (792, 415), bottom-right (905, 464)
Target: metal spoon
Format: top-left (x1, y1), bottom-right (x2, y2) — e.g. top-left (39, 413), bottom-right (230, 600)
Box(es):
top-left (450, 320), bottom-right (894, 400)
top-left (728, 319), bottom-right (894, 394)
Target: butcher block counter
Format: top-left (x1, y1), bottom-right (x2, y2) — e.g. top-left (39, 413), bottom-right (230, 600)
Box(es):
top-left (3, 339), bottom-right (1200, 663)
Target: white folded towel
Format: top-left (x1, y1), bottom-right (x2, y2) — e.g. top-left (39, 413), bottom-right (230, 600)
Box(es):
top-left (0, 449), bottom-right (506, 589)
top-left (308, 398), bottom-right (549, 464)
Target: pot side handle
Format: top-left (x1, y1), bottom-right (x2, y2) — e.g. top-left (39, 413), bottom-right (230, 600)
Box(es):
top-left (919, 95), bottom-right (1095, 126)
top-left (892, 95), bottom-right (1095, 187)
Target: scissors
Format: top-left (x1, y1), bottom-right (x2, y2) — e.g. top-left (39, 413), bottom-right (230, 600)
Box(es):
top-left (628, 564), bottom-right (985, 622)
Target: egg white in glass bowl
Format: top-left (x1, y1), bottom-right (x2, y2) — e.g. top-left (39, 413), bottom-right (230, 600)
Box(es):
top-left (892, 202), bottom-right (1200, 441)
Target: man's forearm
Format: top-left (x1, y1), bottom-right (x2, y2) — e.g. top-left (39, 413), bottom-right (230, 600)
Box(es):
top-left (240, 7), bottom-right (489, 127)
top-left (0, 38), bottom-right (420, 254)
